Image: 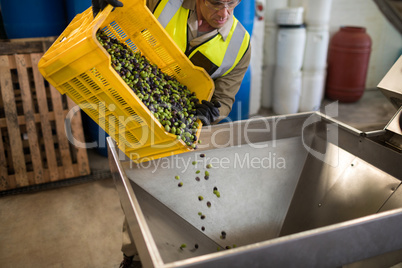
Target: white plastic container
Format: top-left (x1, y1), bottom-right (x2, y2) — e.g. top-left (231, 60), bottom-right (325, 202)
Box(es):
top-left (261, 25), bottom-right (278, 109)
top-left (263, 26), bottom-right (278, 67)
top-left (304, 0), bottom-right (333, 26)
top-left (276, 25), bottom-right (306, 71)
top-left (261, 64), bottom-right (276, 109)
top-left (250, 19), bottom-right (265, 115)
top-left (302, 26), bottom-right (329, 71)
top-left (288, 0), bottom-right (304, 7)
top-left (299, 69), bottom-right (326, 112)
top-left (272, 68), bottom-right (302, 114)
top-left (276, 7), bottom-right (304, 26)
top-left (265, 0), bottom-right (289, 25)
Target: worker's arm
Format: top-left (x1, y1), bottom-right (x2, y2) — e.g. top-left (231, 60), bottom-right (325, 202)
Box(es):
top-left (211, 45), bottom-right (251, 123)
top-left (146, 0), bottom-right (159, 11)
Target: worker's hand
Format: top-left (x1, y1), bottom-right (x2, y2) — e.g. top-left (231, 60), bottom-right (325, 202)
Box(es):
top-left (92, 0), bottom-right (123, 18)
top-left (196, 100), bottom-right (221, 126)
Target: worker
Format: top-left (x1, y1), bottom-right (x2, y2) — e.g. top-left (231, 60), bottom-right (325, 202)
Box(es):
top-left (92, 0), bottom-right (251, 266)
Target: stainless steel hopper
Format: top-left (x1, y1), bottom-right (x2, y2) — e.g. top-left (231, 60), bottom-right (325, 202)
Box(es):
top-left (108, 56), bottom-right (402, 267)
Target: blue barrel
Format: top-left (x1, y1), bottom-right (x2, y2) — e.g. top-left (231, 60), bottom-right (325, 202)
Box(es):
top-left (0, 9), bottom-right (7, 39)
top-left (0, 0), bottom-right (66, 39)
top-left (234, 0), bottom-right (255, 36)
top-left (66, 0), bottom-right (92, 23)
top-left (223, 1), bottom-right (254, 122)
top-left (222, 67), bottom-right (251, 123)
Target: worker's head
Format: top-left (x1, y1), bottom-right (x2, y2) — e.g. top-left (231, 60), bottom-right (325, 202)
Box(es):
top-left (197, 0), bottom-right (241, 29)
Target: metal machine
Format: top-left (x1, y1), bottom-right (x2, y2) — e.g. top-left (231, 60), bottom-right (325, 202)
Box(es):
top-left (107, 55), bottom-right (402, 267)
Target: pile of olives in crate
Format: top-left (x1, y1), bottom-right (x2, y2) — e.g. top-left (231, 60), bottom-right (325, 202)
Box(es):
top-left (96, 30), bottom-right (201, 148)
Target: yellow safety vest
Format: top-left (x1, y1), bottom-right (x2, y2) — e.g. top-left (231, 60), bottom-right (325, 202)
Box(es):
top-left (153, 0), bottom-right (250, 79)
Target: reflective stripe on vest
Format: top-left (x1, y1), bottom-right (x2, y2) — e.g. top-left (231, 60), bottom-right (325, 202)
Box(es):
top-left (208, 20), bottom-right (247, 79)
top-left (155, 0), bottom-right (188, 53)
top-left (157, 0), bottom-right (184, 28)
top-left (154, 0), bottom-right (249, 79)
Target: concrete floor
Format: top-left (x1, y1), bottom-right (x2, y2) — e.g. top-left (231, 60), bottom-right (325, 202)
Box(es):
top-left (0, 151), bottom-right (123, 268)
top-left (0, 89), bottom-right (399, 268)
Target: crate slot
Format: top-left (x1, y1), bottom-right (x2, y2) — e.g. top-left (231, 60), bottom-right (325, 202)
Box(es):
top-left (125, 39), bottom-right (139, 52)
top-left (80, 102), bottom-right (99, 119)
top-left (118, 132), bottom-right (139, 148)
top-left (110, 21), bottom-right (128, 39)
top-left (115, 118), bottom-right (125, 131)
top-left (108, 87), bottom-right (128, 107)
top-left (125, 116), bottom-right (144, 128)
top-left (61, 83), bottom-right (83, 101)
top-left (80, 73), bottom-right (101, 92)
top-left (87, 95), bottom-right (101, 105)
top-left (90, 68), bottom-right (110, 87)
top-left (154, 46), bottom-right (174, 66)
top-left (117, 135), bottom-right (131, 148)
top-left (101, 26), bottom-right (115, 39)
top-left (70, 77), bottom-right (92, 97)
top-left (173, 65), bottom-right (183, 77)
top-left (125, 132), bottom-right (139, 144)
top-left (80, 101), bottom-right (98, 110)
top-left (106, 123), bottom-right (116, 135)
top-left (97, 116), bottom-right (107, 129)
top-left (124, 106), bottom-right (142, 121)
top-left (141, 29), bottom-right (158, 47)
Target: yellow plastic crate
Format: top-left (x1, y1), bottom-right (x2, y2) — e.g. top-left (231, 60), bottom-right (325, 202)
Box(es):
top-left (38, 1), bottom-right (214, 163)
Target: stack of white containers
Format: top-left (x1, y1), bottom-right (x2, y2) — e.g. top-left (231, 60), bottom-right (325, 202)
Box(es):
top-left (292, 0), bottom-right (333, 112)
top-left (272, 7), bottom-right (306, 114)
top-left (261, 0), bottom-right (288, 110)
top-left (261, 0), bottom-right (333, 114)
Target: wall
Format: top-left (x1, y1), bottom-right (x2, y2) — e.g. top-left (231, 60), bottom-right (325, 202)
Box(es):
top-left (328, 0), bottom-right (402, 88)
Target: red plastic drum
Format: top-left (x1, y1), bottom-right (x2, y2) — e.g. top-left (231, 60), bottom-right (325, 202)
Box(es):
top-left (325, 26), bottom-right (372, 102)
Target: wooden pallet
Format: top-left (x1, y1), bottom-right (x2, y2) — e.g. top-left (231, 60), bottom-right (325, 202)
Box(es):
top-left (0, 53), bottom-right (90, 191)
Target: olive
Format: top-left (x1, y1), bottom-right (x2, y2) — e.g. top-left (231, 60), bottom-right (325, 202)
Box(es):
top-left (220, 231), bottom-right (227, 239)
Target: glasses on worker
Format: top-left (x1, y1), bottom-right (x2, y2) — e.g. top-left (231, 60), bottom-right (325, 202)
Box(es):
top-left (204, 0), bottom-right (241, 11)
